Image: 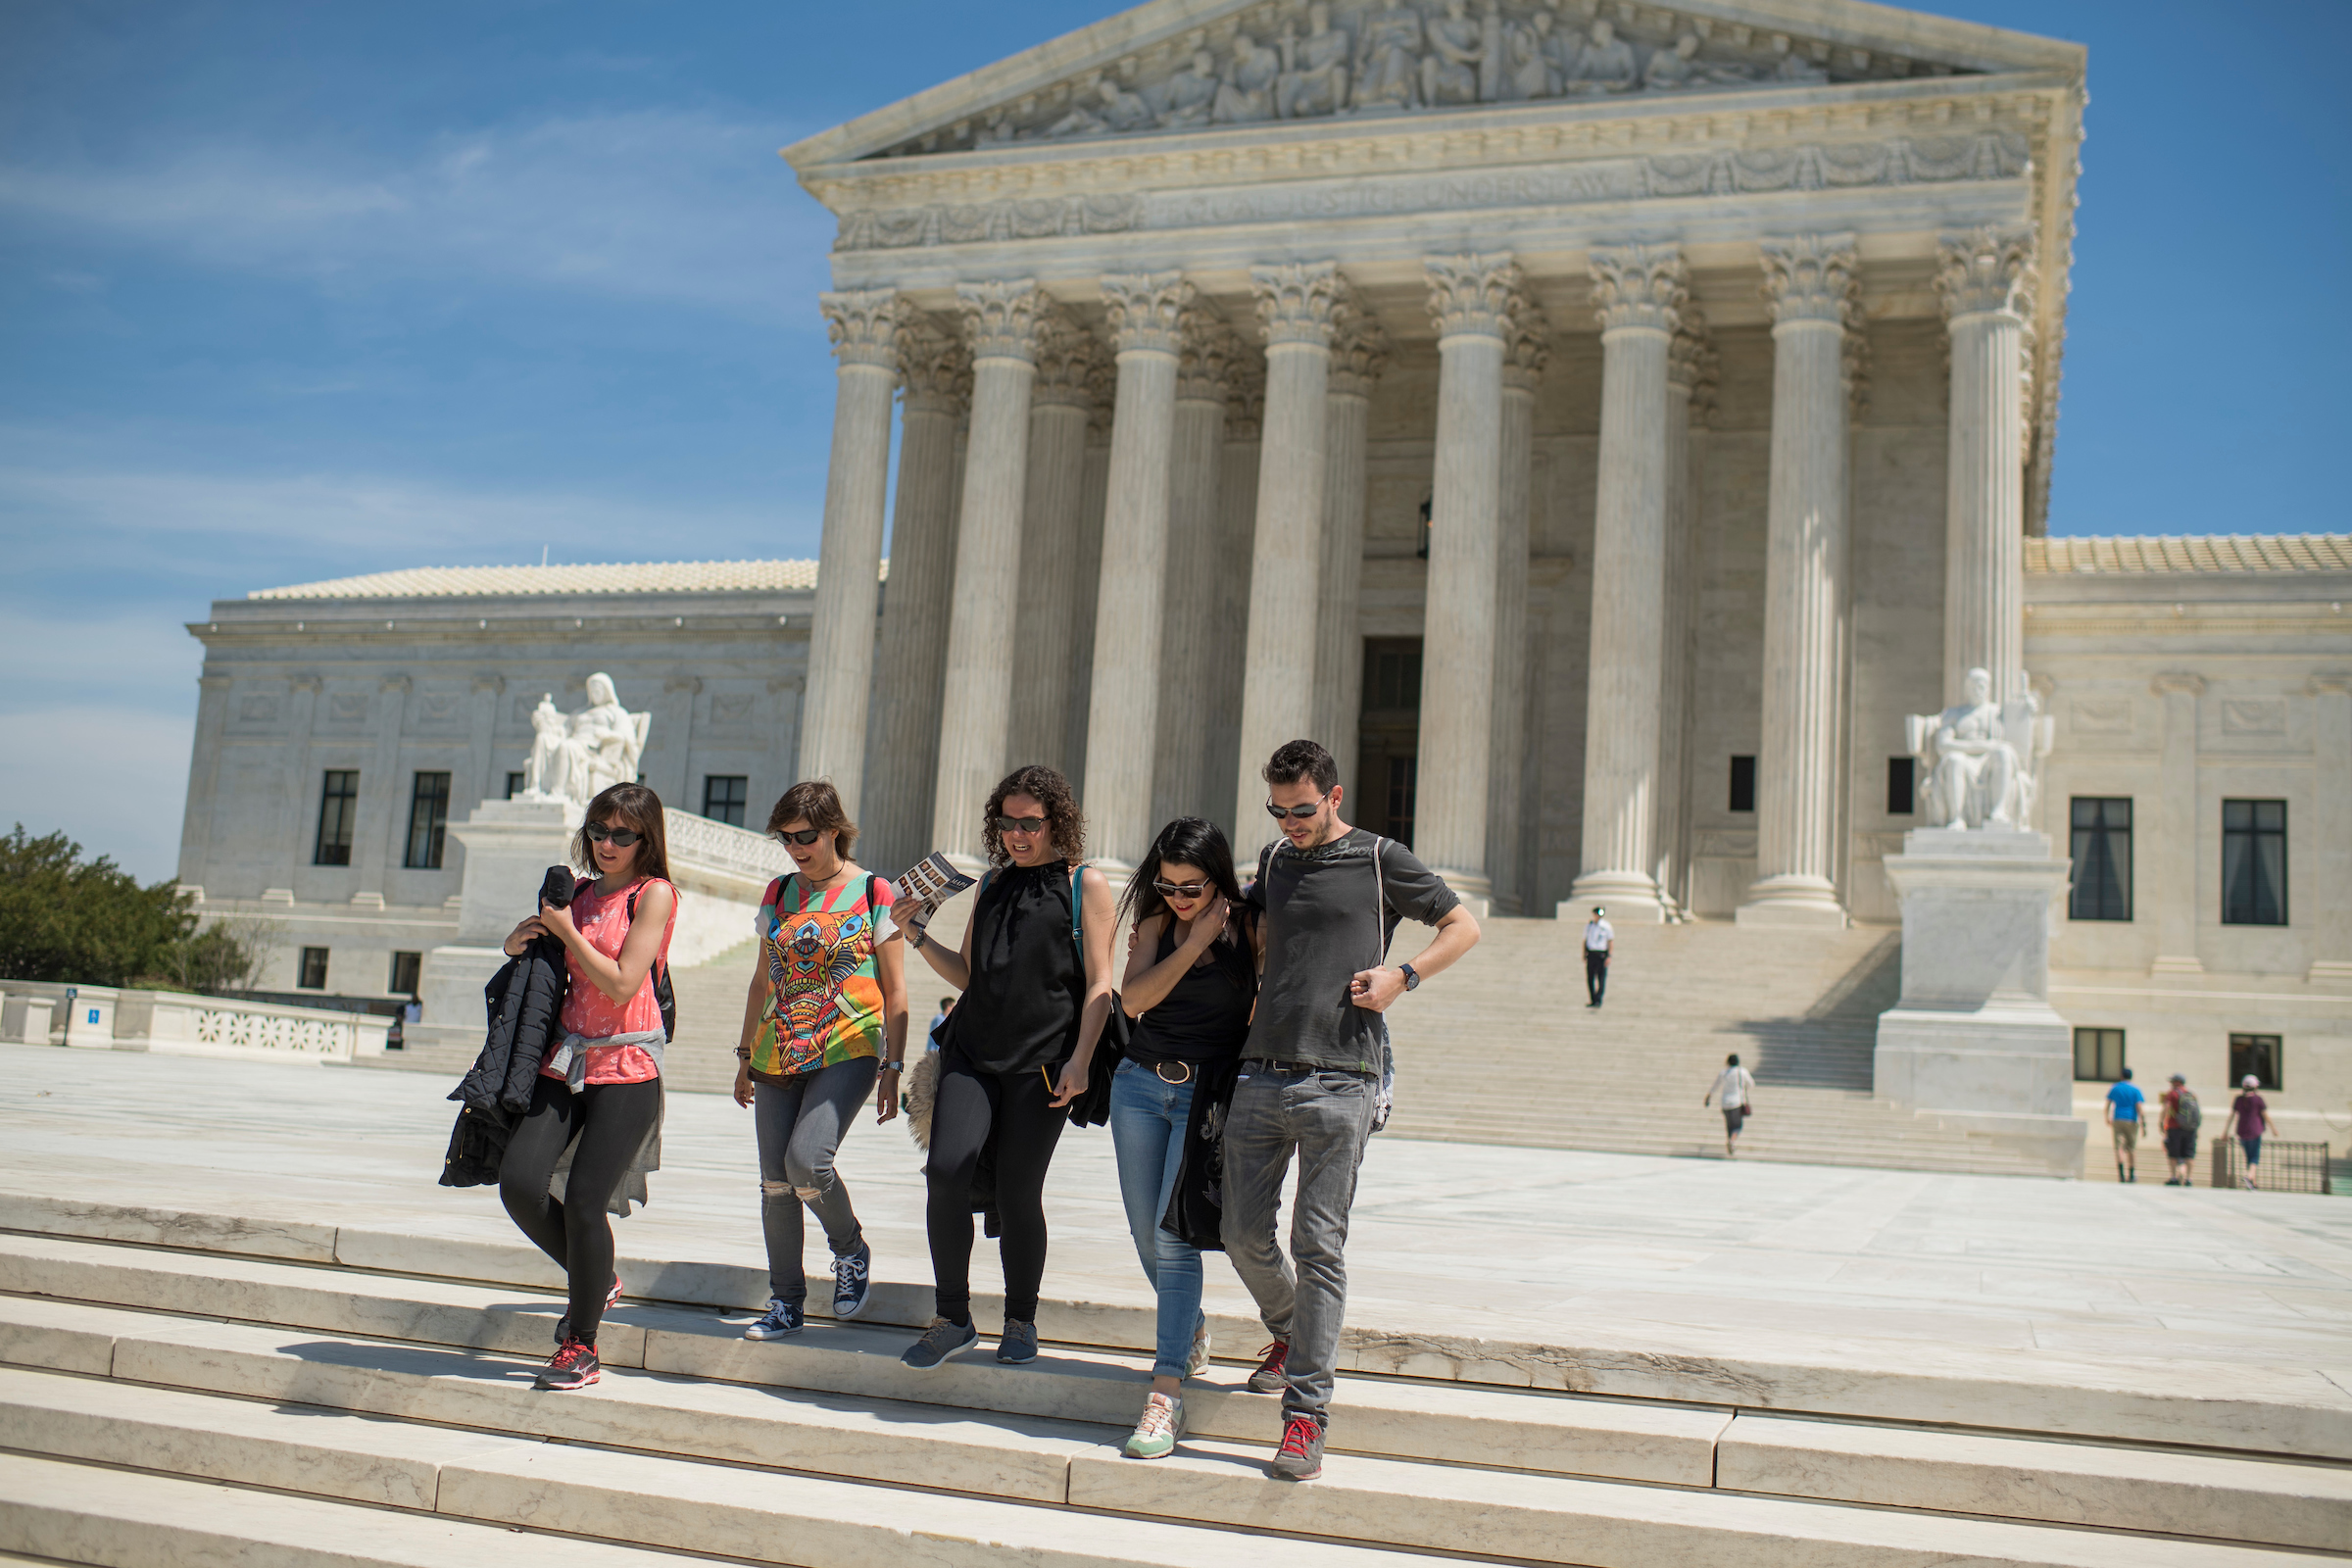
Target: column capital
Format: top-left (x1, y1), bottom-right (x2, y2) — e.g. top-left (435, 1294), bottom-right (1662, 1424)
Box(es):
top-left (1250, 262), bottom-right (1343, 349)
top-left (1758, 234), bottom-right (1861, 328)
top-left (819, 287), bottom-right (904, 370)
top-left (1423, 252), bottom-right (1520, 340)
top-left (1031, 308), bottom-right (1105, 410)
top-left (1668, 306), bottom-right (1720, 419)
top-left (956, 278), bottom-right (1046, 363)
top-left (1587, 243), bottom-right (1687, 336)
top-left (1175, 305), bottom-right (1245, 404)
top-left (1101, 270), bottom-right (1193, 356)
top-left (1225, 354), bottom-right (1267, 440)
top-left (379, 673), bottom-right (413, 694)
top-left (1501, 295), bottom-right (1550, 395)
top-left (1936, 224), bottom-right (2037, 325)
top-left (1328, 294), bottom-right (1392, 399)
top-left (897, 313), bottom-right (973, 416)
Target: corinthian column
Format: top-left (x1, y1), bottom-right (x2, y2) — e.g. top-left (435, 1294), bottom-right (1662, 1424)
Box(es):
top-left (1315, 297), bottom-right (1389, 793)
top-left (1571, 244), bottom-right (1686, 923)
top-left (928, 279), bottom-right (1043, 864)
top-left (1231, 263), bottom-right (1341, 821)
top-left (1488, 298), bottom-right (1545, 914)
top-left (1154, 306), bottom-right (1239, 825)
top-left (1937, 224), bottom-right (2035, 709)
top-left (865, 315), bottom-right (967, 874)
top-left (1009, 310), bottom-right (1102, 779)
top-left (1654, 311), bottom-right (1716, 915)
top-left (1211, 358), bottom-right (1265, 840)
top-left (1740, 235), bottom-right (1859, 927)
top-left (1414, 253), bottom-right (1517, 901)
top-left (1083, 270), bottom-right (1191, 868)
top-left (801, 288), bottom-right (901, 816)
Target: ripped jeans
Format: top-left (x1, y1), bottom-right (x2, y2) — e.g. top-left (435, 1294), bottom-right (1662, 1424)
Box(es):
top-left (753, 1055), bottom-right (878, 1306)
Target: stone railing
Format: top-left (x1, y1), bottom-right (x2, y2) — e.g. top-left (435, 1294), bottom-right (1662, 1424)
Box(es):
top-left (663, 808), bottom-right (792, 883)
top-left (0, 981), bottom-right (392, 1062)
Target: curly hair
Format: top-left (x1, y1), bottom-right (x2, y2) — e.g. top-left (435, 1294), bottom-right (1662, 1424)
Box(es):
top-left (981, 763), bottom-right (1086, 867)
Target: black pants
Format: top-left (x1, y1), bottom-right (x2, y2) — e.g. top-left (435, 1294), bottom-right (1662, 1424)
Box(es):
top-left (1585, 952), bottom-right (1608, 1005)
top-left (499, 1074), bottom-right (662, 1346)
top-left (925, 1051), bottom-right (1066, 1325)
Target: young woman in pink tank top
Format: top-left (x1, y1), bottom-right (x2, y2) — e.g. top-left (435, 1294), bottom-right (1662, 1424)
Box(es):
top-left (497, 781), bottom-right (677, 1392)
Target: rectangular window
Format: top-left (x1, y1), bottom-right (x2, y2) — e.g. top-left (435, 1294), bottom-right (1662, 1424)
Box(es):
top-left (297, 947), bottom-right (329, 991)
top-left (404, 771), bottom-right (453, 870)
top-left (1384, 755), bottom-right (1417, 849)
top-left (2230, 1033), bottom-right (2281, 1091)
top-left (505, 770), bottom-right (525, 800)
top-left (2073, 1027), bottom-right (2126, 1083)
top-left (1728, 756), bottom-right (1756, 814)
top-left (703, 774), bottom-right (750, 828)
top-left (2222, 800), bottom-right (2286, 925)
top-left (1366, 644), bottom-right (1423, 711)
top-left (387, 952), bottom-right (422, 997)
top-left (314, 770), bottom-right (359, 866)
top-left (2069, 797), bottom-right (2133, 922)
top-left (1886, 758), bottom-right (1915, 816)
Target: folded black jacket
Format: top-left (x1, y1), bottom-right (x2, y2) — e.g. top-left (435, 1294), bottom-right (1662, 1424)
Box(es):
top-left (439, 936), bottom-right (568, 1188)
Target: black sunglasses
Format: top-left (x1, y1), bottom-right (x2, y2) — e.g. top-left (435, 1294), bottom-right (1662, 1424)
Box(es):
top-left (992, 815), bottom-right (1049, 835)
top-left (1264, 797), bottom-right (1329, 820)
top-left (583, 822), bottom-right (643, 847)
top-left (774, 827), bottom-right (825, 847)
top-left (1152, 879), bottom-right (1211, 899)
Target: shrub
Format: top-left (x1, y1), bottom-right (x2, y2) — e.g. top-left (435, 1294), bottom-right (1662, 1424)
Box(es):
top-left (0, 825), bottom-right (194, 987)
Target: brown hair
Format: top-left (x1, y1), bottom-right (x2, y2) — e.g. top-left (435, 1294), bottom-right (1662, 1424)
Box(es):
top-left (766, 779), bottom-right (857, 858)
top-left (573, 782), bottom-right (670, 883)
top-left (982, 763), bottom-right (1086, 868)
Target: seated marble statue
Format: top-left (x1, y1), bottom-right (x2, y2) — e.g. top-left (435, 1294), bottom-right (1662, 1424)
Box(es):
top-left (1153, 50), bottom-right (1222, 126)
top-left (1212, 34), bottom-right (1279, 123)
top-left (522, 696), bottom-right (578, 803)
top-left (522, 673), bottom-right (651, 807)
top-left (1507, 12), bottom-right (1561, 99)
top-left (1564, 19), bottom-right (1639, 93)
top-left (1048, 77), bottom-right (1154, 137)
top-left (1420, 0), bottom-right (1485, 106)
top-left (1351, 2), bottom-right (1424, 108)
top-left (1275, 4), bottom-right (1351, 119)
top-left (1907, 667), bottom-right (2043, 831)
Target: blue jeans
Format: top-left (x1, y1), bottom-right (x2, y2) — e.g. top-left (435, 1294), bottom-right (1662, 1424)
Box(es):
top-left (1108, 1057), bottom-right (1203, 1380)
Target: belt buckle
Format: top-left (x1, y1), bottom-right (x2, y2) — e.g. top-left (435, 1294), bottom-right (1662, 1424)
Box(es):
top-left (1153, 1060), bottom-right (1195, 1085)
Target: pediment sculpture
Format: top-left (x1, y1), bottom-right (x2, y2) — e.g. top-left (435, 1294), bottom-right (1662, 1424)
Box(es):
top-left (886, 0), bottom-right (1914, 157)
top-left (1904, 667), bottom-right (2055, 832)
top-left (521, 673), bottom-right (652, 808)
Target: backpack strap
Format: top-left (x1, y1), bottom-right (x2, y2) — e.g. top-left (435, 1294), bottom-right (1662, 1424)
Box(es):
top-left (1371, 835), bottom-right (1394, 962)
top-left (1068, 861), bottom-right (1086, 958)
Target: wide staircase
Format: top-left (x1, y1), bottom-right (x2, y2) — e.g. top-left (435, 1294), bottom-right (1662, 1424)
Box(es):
top-left (2, 1191), bottom-right (2344, 1566)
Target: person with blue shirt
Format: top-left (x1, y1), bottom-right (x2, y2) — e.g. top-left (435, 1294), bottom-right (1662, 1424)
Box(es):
top-left (2104, 1067), bottom-right (2147, 1184)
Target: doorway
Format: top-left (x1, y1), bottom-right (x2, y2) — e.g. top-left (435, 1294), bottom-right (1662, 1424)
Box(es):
top-left (1357, 638), bottom-right (1422, 848)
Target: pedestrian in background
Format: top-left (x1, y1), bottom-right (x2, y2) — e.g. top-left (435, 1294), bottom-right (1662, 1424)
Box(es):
top-left (2104, 1066), bottom-right (2145, 1184)
top-left (1582, 906), bottom-right (1612, 1007)
top-left (2231, 1075), bottom-right (2274, 1190)
top-left (1703, 1053), bottom-right (1754, 1157)
top-left (2160, 1073), bottom-right (2199, 1187)
top-left (927, 995), bottom-right (954, 1052)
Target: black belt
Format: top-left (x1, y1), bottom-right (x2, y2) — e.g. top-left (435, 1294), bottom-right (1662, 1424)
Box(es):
top-left (1240, 1058), bottom-right (1372, 1077)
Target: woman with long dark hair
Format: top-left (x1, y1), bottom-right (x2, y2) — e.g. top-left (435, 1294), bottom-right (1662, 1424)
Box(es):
top-left (1109, 816), bottom-right (1259, 1457)
top-left (497, 781), bottom-right (677, 1393)
top-left (897, 764), bottom-right (1115, 1370)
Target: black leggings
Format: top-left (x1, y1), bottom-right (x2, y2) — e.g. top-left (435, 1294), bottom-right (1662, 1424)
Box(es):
top-left (925, 1052), bottom-right (1066, 1325)
top-left (499, 1074), bottom-right (662, 1346)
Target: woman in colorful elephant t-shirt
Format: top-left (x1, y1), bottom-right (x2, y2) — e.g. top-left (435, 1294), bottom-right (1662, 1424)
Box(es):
top-left (730, 780), bottom-right (907, 1340)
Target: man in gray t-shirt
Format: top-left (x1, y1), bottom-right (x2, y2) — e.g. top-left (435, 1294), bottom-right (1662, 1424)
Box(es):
top-left (1225, 739), bottom-right (1481, 1482)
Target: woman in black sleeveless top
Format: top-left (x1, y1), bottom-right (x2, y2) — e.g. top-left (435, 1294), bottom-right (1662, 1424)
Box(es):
top-left (1107, 816), bottom-right (1259, 1459)
top-left (897, 764), bottom-right (1115, 1371)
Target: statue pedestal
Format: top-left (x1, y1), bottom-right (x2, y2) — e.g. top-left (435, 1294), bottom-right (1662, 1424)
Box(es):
top-left (1873, 827), bottom-right (2085, 1176)
top-left (415, 798), bottom-right (582, 1050)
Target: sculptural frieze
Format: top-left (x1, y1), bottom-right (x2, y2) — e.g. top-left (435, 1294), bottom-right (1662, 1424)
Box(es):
top-left (869, 0), bottom-right (1947, 157)
top-left (1905, 667), bottom-right (2054, 832)
top-left (521, 674), bottom-right (652, 808)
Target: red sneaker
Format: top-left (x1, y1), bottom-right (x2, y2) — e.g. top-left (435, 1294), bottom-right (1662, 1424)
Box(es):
top-left (554, 1275), bottom-right (625, 1345)
top-left (1268, 1413), bottom-right (1324, 1481)
top-left (1247, 1340), bottom-right (1290, 1394)
top-left (535, 1337), bottom-right (601, 1392)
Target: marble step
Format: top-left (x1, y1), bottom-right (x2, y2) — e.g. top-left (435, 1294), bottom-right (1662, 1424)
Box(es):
top-left (0, 1452), bottom-right (721, 1568)
top-left (0, 1366), bottom-right (2321, 1568)
top-left (8, 1213), bottom-right (2350, 1462)
top-left (7, 1284), bottom-right (2349, 1550)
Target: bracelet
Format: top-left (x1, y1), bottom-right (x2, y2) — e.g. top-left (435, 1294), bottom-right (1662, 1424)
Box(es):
top-left (733, 1047), bottom-right (752, 1061)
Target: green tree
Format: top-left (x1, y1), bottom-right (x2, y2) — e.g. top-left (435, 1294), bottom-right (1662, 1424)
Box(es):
top-left (0, 825), bottom-right (194, 987)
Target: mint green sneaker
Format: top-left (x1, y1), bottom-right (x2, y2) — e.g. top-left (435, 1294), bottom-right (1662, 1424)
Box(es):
top-left (1123, 1392), bottom-right (1183, 1459)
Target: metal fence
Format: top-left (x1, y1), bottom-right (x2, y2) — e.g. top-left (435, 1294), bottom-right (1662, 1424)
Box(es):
top-left (2209, 1137), bottom-right (2335, 1196)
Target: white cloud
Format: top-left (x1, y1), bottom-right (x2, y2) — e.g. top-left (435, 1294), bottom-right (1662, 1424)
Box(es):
top-left (0, 706), bottom-right (195, 883)
top-left (0, 108), bottom-right (837, 323)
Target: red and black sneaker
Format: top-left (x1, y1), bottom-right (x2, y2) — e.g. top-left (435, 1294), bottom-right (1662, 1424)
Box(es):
top-left (554, 1275), bottom-right (625, 1345)
top-left (1246, 1339), bottom-right (1290, 1394)
top-left (535, 1338), bottom-right (601, 1392)
top-left (1267, 1413), bottom-right (1325, 1481)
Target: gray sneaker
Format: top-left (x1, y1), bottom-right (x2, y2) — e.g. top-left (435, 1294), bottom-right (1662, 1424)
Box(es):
top-left (901, 1317), bottom-right (979, 1371)
top-left (1186, 1318), bottom-right (1212, 1378)
top-left (996, 1318), bottom-right (1039, 1364)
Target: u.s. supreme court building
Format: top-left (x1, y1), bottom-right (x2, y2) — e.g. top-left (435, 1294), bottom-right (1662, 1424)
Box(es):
top-left (172, 0), bottom-right (2349, 1168)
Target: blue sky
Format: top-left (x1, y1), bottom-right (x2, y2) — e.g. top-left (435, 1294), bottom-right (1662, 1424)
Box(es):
top-left (2, 0), bottom-right (2346, 879)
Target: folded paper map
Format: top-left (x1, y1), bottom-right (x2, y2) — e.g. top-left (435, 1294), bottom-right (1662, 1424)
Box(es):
top-left (897, 852), bottom-right (975, 919)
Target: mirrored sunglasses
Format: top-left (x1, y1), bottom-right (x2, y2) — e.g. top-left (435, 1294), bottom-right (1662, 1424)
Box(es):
top-left (583, 823), bottom-right (643, 847)
top-left (1264, 797), bottom-right (1328, 820)
top-left (774, 827), bottom-right (825, 847)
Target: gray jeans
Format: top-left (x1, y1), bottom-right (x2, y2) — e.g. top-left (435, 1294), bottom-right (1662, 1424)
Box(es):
top-left (753, 1055), bottom-right (878, 1304)
top-left (1219, 1063), bottom-right (1376, 1423)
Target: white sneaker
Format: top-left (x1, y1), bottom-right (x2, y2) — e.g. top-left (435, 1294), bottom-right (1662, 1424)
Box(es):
top-left (1185, 1319), bottom-right (1211, 1378)
top-left (1123, 1392), bottom-right (1183, 1459)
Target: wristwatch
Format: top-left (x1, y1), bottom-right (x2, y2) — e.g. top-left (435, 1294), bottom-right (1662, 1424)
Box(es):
top-left (876, 1059), bottom-right (904, 1074)
top-left (1398, 962), bottom-right (1420, 993)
